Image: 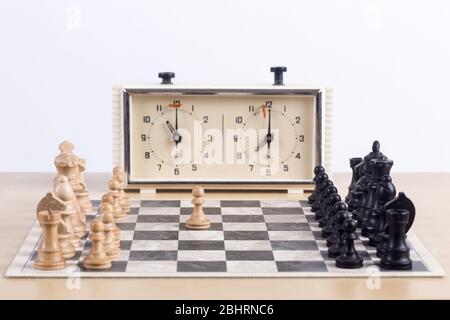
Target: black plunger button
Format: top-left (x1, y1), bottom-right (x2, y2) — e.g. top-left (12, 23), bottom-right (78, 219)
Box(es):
top-left (158, 72), bottom-right (175, 84)
top-left (270, 66), bottom-right (287, 85)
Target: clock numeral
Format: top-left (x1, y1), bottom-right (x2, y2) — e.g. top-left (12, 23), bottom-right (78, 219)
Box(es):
top-left (296, 152), bottom-right (301, 159)
top-left (233, 135), bottom-right (238, 142)
top-left (283, 105), bottom-right (287, 112)
top-left (143, 116), bottom-right (151, 123)
top-left (141, 134), bottom-right (147, 142)
top-left (266, 168), bottom-right (271, 176)
top-left (157, 164), bottom-right (162, 171)
top-left (249, 105), bottom-right (255, 112)
top-left (191, 105), bottom-right (195, 112)
top-left (207, 135), bottom-right (213, 142)
top-left (192, 164), bottom-right (197, 171)
top-left (299, 135), bottom-right (305, 142)
top-left (249, 164), bottom-right (254, 171)
top-left (203, 116), bottom-right (208, 123)
top-left (295, 116), bottom-right (301, 124)
top-left (235, 116), bottom-right (243, 124)
top-left (204, 153), bottom-right (209, 159)
top-left (174, 168), bottom-right (180, 175)
top-left (156, 105), bottom-right (162, 111)
top-left (237, 152), bottom-right (242, 160)
top-left (173, 100), bottom-right (181, 105)
top-left (144, 152), bottom-right (150, 159)
top-left (283, 165), bottom-right (289, 172)
top-left (265, 101), bottom-right (273, 108)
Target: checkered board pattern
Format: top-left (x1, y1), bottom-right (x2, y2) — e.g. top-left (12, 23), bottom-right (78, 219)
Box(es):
top-left (5, 199), bottom-right (445, 278)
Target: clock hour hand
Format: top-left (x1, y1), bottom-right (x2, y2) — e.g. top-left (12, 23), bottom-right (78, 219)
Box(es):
top-left (255, 132), bottom-right (274, 152)
top-left (166, 121), bottom-right (182, 144)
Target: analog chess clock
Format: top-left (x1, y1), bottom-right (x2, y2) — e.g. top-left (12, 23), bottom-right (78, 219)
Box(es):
top-left (112, 67), bottom-right (333, 193)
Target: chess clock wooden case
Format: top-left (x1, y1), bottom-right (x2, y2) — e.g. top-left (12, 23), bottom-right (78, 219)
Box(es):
top-left (112, 68), bottom-right (333, 192)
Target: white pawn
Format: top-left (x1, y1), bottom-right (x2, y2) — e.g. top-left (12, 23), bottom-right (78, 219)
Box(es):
top-left (100, 202), bottom-right (121, 246)
top-left (102, 210), bottom-right (121, 260)
top-left (83, 219), bottom-right (111, 270)
top-left (108, 179), bottom-right (126, 220)
top-left (186, 186), bottom-right (210, 230)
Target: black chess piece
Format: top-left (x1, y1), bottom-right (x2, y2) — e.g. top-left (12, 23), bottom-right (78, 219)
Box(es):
top-left (355, 141), bottom-right (387, 229)
top-left (328, 210), bottom-right (351, 258)
top-left (336, 218), bottom-right (363, 269)
top-left (311, 175), bottom-right (331, 213)
top-left (376, 192), bottom-right (415, 257)
top-left (319, 193), bottom-right (341, 228)
top-left (362, 158), bottom-right (396, 241)
top-left (359, 183), bottom-right (377, 236)
top-left (345, 157), bottom-right (363, 204)
top-left (349, 191), bottom-right (362, 217)
top-left (322, 201), bottom-right (347, 239)
top-left (308, 165), bottom-right (326, 204)
top-left (314, 185), bottom-right (337, 220)
top-left (380, 208), bottom-right (412, 270)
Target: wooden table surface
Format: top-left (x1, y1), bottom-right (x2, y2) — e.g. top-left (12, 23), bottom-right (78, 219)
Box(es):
top-left (0, 172), bottom-right (449, 300)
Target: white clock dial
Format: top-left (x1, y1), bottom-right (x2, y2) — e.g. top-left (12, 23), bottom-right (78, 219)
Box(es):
top-left (127, 92), bottom-right (318, 183)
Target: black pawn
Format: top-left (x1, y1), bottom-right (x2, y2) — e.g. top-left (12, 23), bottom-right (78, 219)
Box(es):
top-left (308, 165), bottom-right (326, 204)
top-left (318, 193), bottom-right (341, 228)
top-left (322, 202), bottom-right (347, 239)
top-left (380, 209), bottom-right (412, 270)
top-left (322, 208), bottom-right (350, 247)
top-left (315, 185), bottom-right (338, 221)
top-left (328, 211), bottom-right (350, 258)
top-left (336, 219), bottom-right (363, 269)
top-left (311, 176), bottom-right (331, 213)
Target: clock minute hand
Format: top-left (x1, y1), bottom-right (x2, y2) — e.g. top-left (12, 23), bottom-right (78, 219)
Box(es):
top-left (266, 106), bottom-right (272, 150)
top-left (255, 137), bottom-right (268, 152)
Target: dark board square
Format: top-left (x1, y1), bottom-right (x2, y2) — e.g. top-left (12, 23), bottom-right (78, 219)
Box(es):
top-left (276, 261), bottom-right (328, 272)
top-left (180, 223), bottom-right (223, 231)
top-left (377, 260), bottom-right (428, 272)
top-left (133, 231), bottom-right (178, 240)
top-left (271, 240), bottom-right (318, 251)
top-left (85, 215), bottom-right (97, 223)
top-left (141, 200), bottom-right (180, 207)
top-left (226, 251), bottom-right (274, 261)
top-left (116, 223), bottom-right (136, 230)
top-left (120, 240), bottom-right (132, 251)
top-left (299, 200), bottom-right (309, 207)
top-left (305, 215), bottom-right (317, 223)
top-left (222, 215), bottom-right (265, 223)
top-left (262, 207), bottom-right (303, 215)
top-left (224, 231), bottom-right (269, 241)
top-left (91, 200), bottom-right (101, 207)
top-left (129, 250), bottom-right (177, 261)
top-left (178, 240), bottom-right (225, 250)
top-left (221, 200), bottom-right (260, 207)
top-left (128, 207), bottom-right (140, 215)
top-left (78, 261), bottom-right (128, 272)
top-left (266, 223), bottom-right (311, 231)
top-left (180, 207), bottom-right (222, 215)
top-left (177, 261), bottom-right (226, 272)
top-left (137, 215), bottom-right (180, 223)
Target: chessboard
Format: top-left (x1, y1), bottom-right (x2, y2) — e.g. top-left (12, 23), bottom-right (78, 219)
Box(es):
top-left (5, 199), bottom-right (444, 278)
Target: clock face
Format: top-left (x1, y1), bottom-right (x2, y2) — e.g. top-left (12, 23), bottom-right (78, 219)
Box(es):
top-left (126, 91), bottom-right (320, 184)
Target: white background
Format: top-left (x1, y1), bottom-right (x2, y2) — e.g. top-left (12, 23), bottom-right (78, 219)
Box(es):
top-left (0, 0), bottom-right (449, 172)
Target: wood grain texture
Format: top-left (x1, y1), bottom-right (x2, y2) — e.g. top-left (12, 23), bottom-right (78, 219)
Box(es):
top-left (0, 172), bottom-right (448, 299)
